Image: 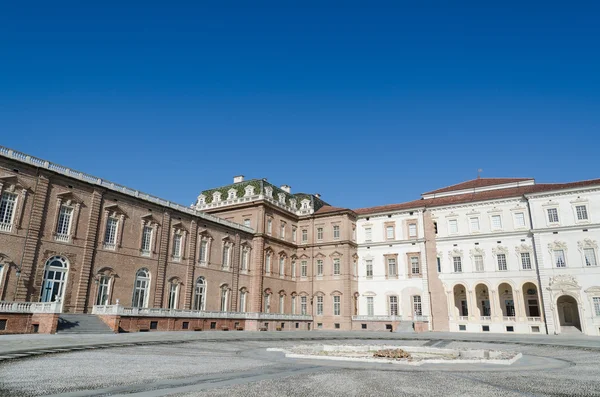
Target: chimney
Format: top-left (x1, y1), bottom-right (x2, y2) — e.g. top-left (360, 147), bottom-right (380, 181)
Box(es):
top-left (280, 185), bottom-right (291, 193)
top-left (233, 175), bottom-right (244, 183)
top-left (315, 193), bottom-right (321, 199)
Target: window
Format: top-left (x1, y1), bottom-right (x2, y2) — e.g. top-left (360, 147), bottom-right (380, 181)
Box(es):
top-left (239, 291), bottom-right (247, 312)
top-left (301, 260), bottom-right (307, 277)
top-left (333, 225), bottom-right (340, 239)
top-left (291, 261), bottom-right (296, 278)
top-left (593, 297), bottom-right (600, 316)
top-left (333, 258), bottom-right (341, 275)
top-left (333, 296), bottom-right (341, 316)
top-left (317, 227), bottom-right (323, 241)
top-left (316, 296), bottom-right (323, 315)
top-left (453, 256), bottom-right (462, 273)
top-left (279, 295), bottom-right (285, 314)
top-left (365, 227), bottom-right (372, 241)
top-left (547, 208), bottom-right (559, 223)
top-left (104, 217), bottom-right (118, 248)
top-left (448, 219), bottom-right (458, 234)
top-left (554, 249), bottom-right (566, 267)
top-left (367, 296), bottom-right (374, 316)
top-left (222, 245), bottom-right (230, 268)
top-left (366, 260), bottom-right (373, 279)
top-left (264, 294), bottom-right (270, 313)
top-left (168, 282), bottom-right (179, 309)
top-left (132, 268), bottom-right (150, 308)
top-left (388, 296), bottom-right (398, 316)
top-left (584, 248), bottom-right (597, 267)
top-left (291, 296), bottom-right (296, 314)
top-left (514, 212), bottom-right (526, 228)
top-left (0, 192), bottom-right (17, 231)
top-left (56, 206), bottom-right (73, 238)
top-left (279, 257), bottom-right (285, 276)
top-left (413, 295), bottom-right (422, 316)
top-left (387, 258), bottom-right (397, 277)
top-left (265, 253), bottom-right (271, 273)
top-left (316, 260), bottom-right (323, 276)
top-left (497, 253), bottom-right (507, 271)
top-left (96, 275), bottom-right (110, 305)
top-left (173, 234), bottom-right (182, 260)
top-left (267, 219), bottom-right (272, 235)
top-left (491, 215), bottom-right (502, 230)
top-left (199, 240), bottom-right (208, 263)
top-left (292, 227), bottom-right (297, 242)
top-left (141, 226), bottom-right (152, 255)
top-left (301, 229), bottom-right (308, 243)
top-left (193, 277), bottom-right (205, 310)
top-left (244, 219), bottom-right (251, 227)
top-left (241, 247), bottom-right (249, 270)
top-left (352, 226), bottom-right (356, 240)
top-left (280, 222), bottom-right (285, 238)
top-left (470, 217), bottom-right (480, 232)
top-left (386, 226), bottom-right (394, 240)
top-left (437, 257), bottom-right (441, 273)
top-left (474, 255), bottom-right (484, 272)
top-left (410, 256), bottom-right (420, 275)
top-left (408, 223), bottom-right (417, 238)
top-left (576, 205), bottom-right (589, 221)
top-left (521, 252), bottom-right (532, 270)
top-left (505, 300), bottom-right (515, 317)
top-left (220, 287), bottom-right (229, 311)
top-left (300, 296), bottom-right (307, 315)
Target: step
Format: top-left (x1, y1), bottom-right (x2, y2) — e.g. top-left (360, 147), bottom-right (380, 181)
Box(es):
top-left (57, 314), bottom-right (114, 334)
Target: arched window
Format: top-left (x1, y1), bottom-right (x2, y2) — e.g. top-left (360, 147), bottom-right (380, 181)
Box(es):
top-left (40, 256), bottom-right (69, 303)
top-left (168, 279), bottom-right (180, 310)
top-left (132, 268), bottom-right (150, 308)
top-left (194, 277), bottom-right (206, 310)
top-left (220, 284), bottom-right (230, 311)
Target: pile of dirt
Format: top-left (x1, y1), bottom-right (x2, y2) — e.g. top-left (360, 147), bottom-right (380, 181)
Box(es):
top-left (372, 348), bottom-right (412, 360)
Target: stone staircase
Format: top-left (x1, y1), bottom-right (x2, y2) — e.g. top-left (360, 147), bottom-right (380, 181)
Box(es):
top-left (560, 326), bottom-right (582, 335)
top-left (56, 314), bottom-right (114, 334)
top-left (394, 321), bottom-right (415, 333)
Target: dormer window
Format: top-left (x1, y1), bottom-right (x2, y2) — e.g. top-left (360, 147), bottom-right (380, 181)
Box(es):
top-left (265, 186), bottom-right (273, 198)
top-left (213, 191), bottom-right (222, 202)
top-left (244, 185), bottom-right (255, 196)
top-left (301, 199), bottom-right (310, 210)
top-left (197, 194), bottom-right (206, 205)
top-left (227, 189), bottom-right (237, 200)
top-left (278, 192), bottom-right (286, 204)
top-left (289, 199), bottom-right (297, 208)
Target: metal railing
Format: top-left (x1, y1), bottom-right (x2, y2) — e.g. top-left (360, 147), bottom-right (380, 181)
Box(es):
top-left (0, 301), bottom-right (61, 313)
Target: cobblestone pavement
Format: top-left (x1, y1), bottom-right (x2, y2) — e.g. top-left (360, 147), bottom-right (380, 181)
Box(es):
top-left (0, 334), bottom-right (599, 396)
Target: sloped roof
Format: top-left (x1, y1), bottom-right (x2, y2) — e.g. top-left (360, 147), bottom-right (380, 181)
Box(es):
top-left (355, 178), bottom-right (600, 216)
top-left (423, 178), bottom-right (533, 195)
top-left (314, 205), bottom-right (354, 215)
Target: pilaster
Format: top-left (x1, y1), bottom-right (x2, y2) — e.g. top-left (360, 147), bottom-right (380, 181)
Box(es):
top-left (154, 211), bottom-right (171, 307)
top-left (230, 233), bottom-right (241, 311)
top-left (184, 220), bottom-right (198, 310)
top-left (423, 210), bottom-right (449, 331)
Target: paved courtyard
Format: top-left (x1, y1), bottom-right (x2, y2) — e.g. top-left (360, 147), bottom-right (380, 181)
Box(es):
top-left (0, 332), bottom-right (599, 396)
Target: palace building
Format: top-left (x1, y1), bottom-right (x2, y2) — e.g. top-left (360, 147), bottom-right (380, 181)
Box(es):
top-left (0, 145), bottom-right (599, 336)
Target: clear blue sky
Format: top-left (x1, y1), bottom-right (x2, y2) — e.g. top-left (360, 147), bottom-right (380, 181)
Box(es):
top-left (1, 2), bottom-right (598, 209)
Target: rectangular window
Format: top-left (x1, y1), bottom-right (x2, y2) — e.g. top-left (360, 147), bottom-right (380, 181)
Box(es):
top-left (554, 249), bottom-right (566, 267)
top-left (333, 225), bottom-right (340, 239)
top-left (221, 289), bottom-right (228, 311)
top-left (104, 217), bottom-right (118, 247)
top-left (453, 256), bottom-right (462, 273)
top-left (410, 256), bottom-right (420, 275)
top-left (316, 260), bottom-right (323, 276)
top-left (408, 223), bottom-right (417, 238)
top-left (301, 260), bottom-right (307, 277)
top-left (474, 255), bottom-right (484, 272)
top-left (267, 219), bottom-right (272, 235)
top-left (389, 296), bottom-right (398, 316)
top-left (387, 258), bottom-right (397, 277)
top-left (300, 296), bottom-right (307, 315)
top-left (301, 229), bottom-right (308, 243)
top-left (244, 219), bottom-right (251, 227)
top-left (199, 240), bottom-right (208, 263)
top-left (279, 257), bottom-right (285, 276)
top-left (241, 248), bottom-right (248, 270)
top-left (470, 217), bottom-right (480, 232)
top-left (280, 222), bottom-right (285, 238)
top-left (491, 215), bottom-right (502, 230)
top-left (292, 227), bottom-right (297, 242)
top-left (367, 296), bottom-right (374, 316)
top-left (593, 297), bottom-right (600, 316)
top-left (333, 258), bottom-right (341, 275)
top-left (365, 227), bottom-right (372, 241)
top-left (413, 295), bottom-right (422, 316)
top-left (584, 248), bottom-right (597, 266)
top-left (521, 252), bottom-right (532, 270)
top-left (291, 261), bottom-right (296, 278)
top-left (317, 227), bottom-right (323, 241)
top-left (141, 226), bottom-right (153, 254)
top-left (437, 257), bottom-right (441, 273)
top-left (222, 245), bottom-right (230, 267)
top-left (547, 208), bottom-right (559, 223)
top-left (366, 260), bottom-right (373, 279)
top-left (168, 283), bottom-right (178, 309)
top-left (497, 253), bottom-right (507, 271)
top-left (316, 296), bottom-right (323, 315)
top-left (576, 205), bottom-right (589, 221)
top-left (173, 234), bottom-right (182, 259)
top-left (279, 295), bottom-right (285, 314)
top-left (386, 225), bottom-right (394, 239)
top-left (291, 296), bottom-right (296, 314)
top-left (240, 291), bottom-right (247, 312)
top-left (56, 206), bottom-right (73, 237)
top-left (333, 296), bottom-right (341, 316)
top-left (265, 254), bottom-right (271, 273)
top-left (514, 212), bottom-right (526, 228)
top-left (0, 192), bottom-right (17, 229)
top-left (448, 219), bottom-right (458, 234)
top-left (263, 294), bottom-right (270, 313)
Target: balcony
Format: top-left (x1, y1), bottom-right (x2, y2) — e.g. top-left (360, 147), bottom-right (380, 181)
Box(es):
top-left (54, 233), bottom-right (70, 243)
top-left (480, 316), bottom-right (492, 322)
top-left (527, 317), bottom-right (542, 322)
top-left (503, 316), bottom-right (517, 322)
top-left (103, 242), bottom-right (116, 250)
top-left (0, 301), bottom-right (61, 314)
top-left (352, 315), bottom-right (402, 321)
top-left (0, 222), bottom-right (12, 233)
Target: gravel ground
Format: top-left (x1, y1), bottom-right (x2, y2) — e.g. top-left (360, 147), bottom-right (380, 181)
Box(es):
top-left (1, 339), bottom-right (599, 397)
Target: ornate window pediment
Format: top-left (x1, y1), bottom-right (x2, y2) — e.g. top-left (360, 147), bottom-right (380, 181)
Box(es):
top-left (578, 239), bottom-right (598, 251)
top-left (298, 254), bottom-right (310, 259)
top-left (492, 245), bottom-right (508, 256)
top-left (548, 275), bottom-right (580, 291)
top-left (278, 250), bottom-right (287, 258)
top-left (104, 204), bottom-right (127, 218)
top-left (314, 252), bottom-right (326, 259)
top-left (227, 188), bottom-right (237, 200)
top-left (244, 185), bottom-right (255, 196)
top-left (313, 291), bottom-right (325, 297)
top-left (447, 248), bottom-right (463, 259)
top-left (469, 247), bottom-right (485, 258)
top-left (330, 251), bottom-right (343, 258)
top-left (56, 191), bottom-right (83, 207)
top-left (515, 243), bottom-right (533, 253)
top-left (330, 290), bottom-right (343, 296)
top-left (548, 240), bottom-right (568, 252)
top-left (141, 213), bottom-right (159, 227)
top-left (363, 291), bottom-right (377, 297)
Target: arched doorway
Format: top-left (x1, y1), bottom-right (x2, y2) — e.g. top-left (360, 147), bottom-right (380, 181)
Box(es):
top-left (453, 284), bottom-right (468, 318)
top-left (40, 256), bottom-right (69, 309)
top-left (498, 282), bottom-right (515, 318)
top-left (556, 295), bottom-right (581, 332)
top-left (474, 284), bottom-right (491, 319)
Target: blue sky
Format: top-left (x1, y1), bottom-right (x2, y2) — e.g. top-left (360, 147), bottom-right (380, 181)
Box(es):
top-left (1, 2), bottom-right (598, 209)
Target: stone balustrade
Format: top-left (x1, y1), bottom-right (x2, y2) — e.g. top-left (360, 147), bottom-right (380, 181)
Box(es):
top-left (351, 315), bottom-right (403, 322)
top-left (0, 301), bottom-right (61, 313)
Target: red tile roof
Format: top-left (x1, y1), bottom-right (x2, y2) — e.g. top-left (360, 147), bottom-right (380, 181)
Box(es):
top-left (354, 179), bottom-right (600, 215)
top-left (314, 205), bottom-right (354, 215)
top-left (423, 178), bottom-right (534, 195)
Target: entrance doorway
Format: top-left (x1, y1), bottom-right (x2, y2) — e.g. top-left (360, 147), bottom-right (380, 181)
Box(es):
top-left (556, 295), bottom-right (581, 332)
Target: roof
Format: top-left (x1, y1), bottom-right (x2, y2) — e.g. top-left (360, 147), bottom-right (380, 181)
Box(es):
top-left (314, 205), bottom-right (354, 215)
top-left (423, 178), bottom-right (534, 195)
top-left (355, 178), bottom-right (600, 216)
